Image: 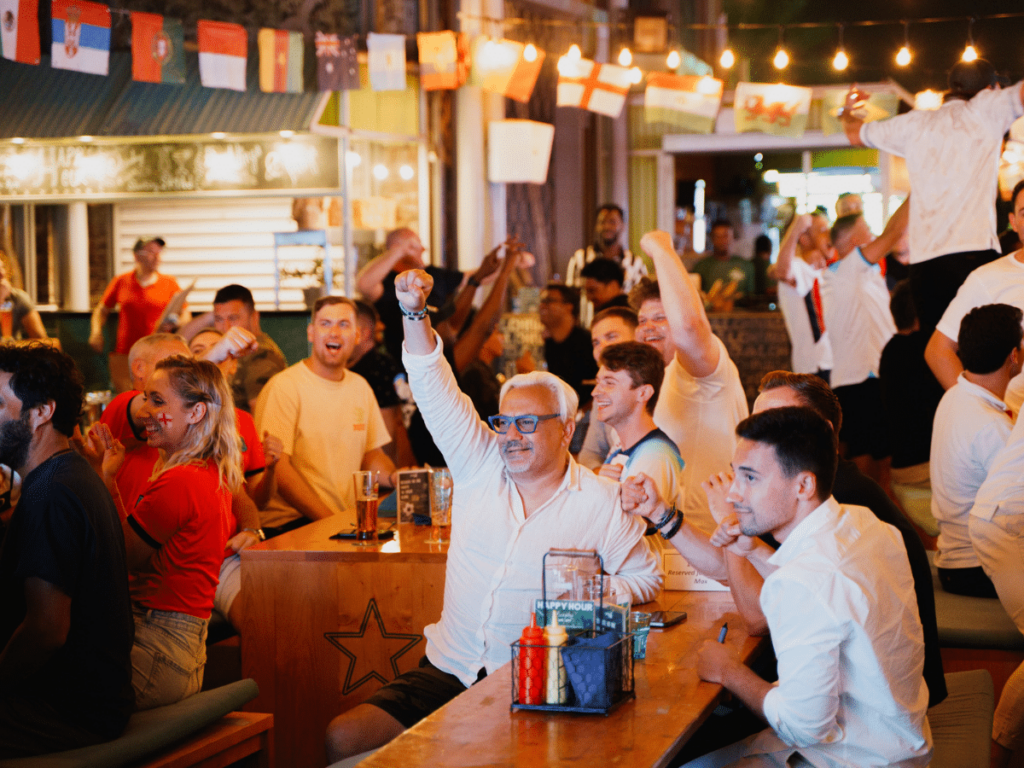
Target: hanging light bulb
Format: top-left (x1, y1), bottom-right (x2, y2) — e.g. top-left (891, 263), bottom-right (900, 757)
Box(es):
top-left (558, 43), bottom-right (582, 75)
top-left (628, 66), bottom-right (642, 84)
top-left (666, 49), bottom-right (681, 69)
top-left (524, 43), bottom-right (538, 63)
top-left (896, 22), bottom-right (912, 67)
top-left (962, 18), bottom-right (978, 62)
top-left (618, 47), bottom-right (632, 67)
top-left (567, 44), bottom-right (582, 61)
top-left (719, 47), bottom-right (735, 69)
top-left (773, 27), bottom-right (788, 70)
top-left (832, 24), bottom-right (848, 71)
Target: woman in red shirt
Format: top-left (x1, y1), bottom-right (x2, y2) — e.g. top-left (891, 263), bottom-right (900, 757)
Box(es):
top-left (94, 355), bottom-right (242, 709)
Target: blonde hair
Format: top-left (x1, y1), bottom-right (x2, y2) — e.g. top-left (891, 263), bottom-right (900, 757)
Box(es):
top-left (151, 355), bottom-right (243, 493)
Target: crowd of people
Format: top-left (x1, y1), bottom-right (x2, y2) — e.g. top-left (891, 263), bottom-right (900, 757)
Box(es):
top-left (3, 56), bottom-right (1024, 768)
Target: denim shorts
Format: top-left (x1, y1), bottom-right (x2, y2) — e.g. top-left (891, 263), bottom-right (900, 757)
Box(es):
top-left (131, 608), bottom-right (208, 710)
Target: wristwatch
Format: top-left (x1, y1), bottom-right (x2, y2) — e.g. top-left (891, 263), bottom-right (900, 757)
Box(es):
top-left (243, 527), bottom-right (266, 542)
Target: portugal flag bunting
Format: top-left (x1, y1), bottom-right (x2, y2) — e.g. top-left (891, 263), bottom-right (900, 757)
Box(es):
top-left (258, 28), bottom-right (303, 93)
top-left (197, 19), bottom-right (247, 91)
top-left (0, 0), bottom-right (40, 65)
top-left (131, 12), bottom-right (184, 84)
top-left (51, 0), bottom-right (109, 75)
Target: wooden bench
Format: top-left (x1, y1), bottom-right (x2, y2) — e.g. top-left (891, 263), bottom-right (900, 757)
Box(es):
top-left (0, 679), bottom-right (272, 768)
top-left (929, 670), bottom-right (994, 768)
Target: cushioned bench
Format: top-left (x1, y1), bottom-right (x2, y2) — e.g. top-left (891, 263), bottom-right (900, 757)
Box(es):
top-left (930, 553), bottom-right (1024, 651)
top-left (929, 670), bottom-right (994, 768)
top-left (0, 678), bottom-right (270, 768)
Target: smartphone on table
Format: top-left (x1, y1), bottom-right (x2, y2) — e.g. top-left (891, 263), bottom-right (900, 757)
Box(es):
top-left (649, 611), bottom-right (687, 628)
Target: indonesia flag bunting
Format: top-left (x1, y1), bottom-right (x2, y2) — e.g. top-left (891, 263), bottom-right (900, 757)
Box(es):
top-left (131, 12), bottom-right (185, 84)
top-left (0, 0), bottom-right (40, 65)
top-left (197, 19), bottom-right (247, 91)
top-left (258, 28), bottom-right (303, 93)
top-left (51, 0), bottom-right (109, 75)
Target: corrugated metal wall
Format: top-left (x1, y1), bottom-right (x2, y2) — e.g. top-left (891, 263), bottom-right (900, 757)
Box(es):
top-left (113, 198), bottom-right (336, 312)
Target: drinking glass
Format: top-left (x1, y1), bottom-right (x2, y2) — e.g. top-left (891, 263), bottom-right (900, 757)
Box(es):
top-left (427, 468), bottom-right (453, 544)
top-left (353, 471), bottom-right (379, 545)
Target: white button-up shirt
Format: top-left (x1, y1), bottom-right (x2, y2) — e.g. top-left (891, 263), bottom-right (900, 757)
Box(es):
top-left (930, 374), bottom-right (1012, 568)
top-left (754, 498), bottom-right (932, 768)
top-left (405, 334), bottom-right (662, 686)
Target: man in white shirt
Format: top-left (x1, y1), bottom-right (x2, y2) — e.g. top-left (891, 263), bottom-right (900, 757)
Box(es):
top-left (325, 270), bottom-right (661, 763)
top-left (632, 230), bottom-right (749, 535)
top-left (253, 296), bottom-right (395, 538)
top-left (842, 61), bottom-right (1024, 332)
top-left (931, 304), bottom-right (1020, 598)
top-left (926, 179), bottom-right (1024, 413)
top-left (630, 407), bottom-right (932, 768)
top-left (773, 211), bottom-right (833, 382)
top-left (822, 198), bottom-right (908, 481)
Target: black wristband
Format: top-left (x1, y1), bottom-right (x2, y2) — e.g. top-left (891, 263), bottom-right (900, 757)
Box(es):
top-left (652, 505), bottom-right (675, 529)
top-left (659, 509), bottom-right (684, 540)
top-left (400, 305), bottom-right (428, 321)
top-left (468, 275), bottom-right (482, 288)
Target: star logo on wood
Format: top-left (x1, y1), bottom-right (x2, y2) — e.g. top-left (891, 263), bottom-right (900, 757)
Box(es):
top-left (324, 599), bottom-right (422, 695)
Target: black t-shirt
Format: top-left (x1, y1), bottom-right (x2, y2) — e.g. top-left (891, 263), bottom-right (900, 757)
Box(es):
top-left (544, 326), bottom-right (598, 405)
top-left (376, 266), bottom-right (464, 367)
top-left (0, 450), bottom-right (135, 737)
top-left (879, 331), bottom-right (945, 469)
top-left (350, 348), bottom-right (406, 409)
top-left (832, 459), bottom-right (947, 708)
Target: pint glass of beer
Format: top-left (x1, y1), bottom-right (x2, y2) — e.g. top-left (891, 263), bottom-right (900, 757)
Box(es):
top-left (428, 468), bottom-right (453, 544)
top-left (352, 471), bottom-right (379, 545)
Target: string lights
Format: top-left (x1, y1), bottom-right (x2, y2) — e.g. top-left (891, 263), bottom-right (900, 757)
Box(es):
top-left (719, 47), bottom-right (736, 69)
top-left (832, 24), bottom-right (849, 71)
top-left (895, 22), bottom-right (912, 67)
top-left (617, 47), bottom-right (633, 67)
top-left (961, 18), bottom-right (978, 62)
top-left (666, 49), bottom-right (681, 69)
top-left (773, 27), bottom-right (789, 70)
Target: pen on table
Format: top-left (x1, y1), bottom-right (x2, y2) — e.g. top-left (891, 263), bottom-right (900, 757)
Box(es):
top-left (717, 623), bottom-right (728, 644)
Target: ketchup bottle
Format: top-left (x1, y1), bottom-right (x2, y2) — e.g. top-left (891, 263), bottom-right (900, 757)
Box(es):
top-left (518, 612), bottom-right (546, 705)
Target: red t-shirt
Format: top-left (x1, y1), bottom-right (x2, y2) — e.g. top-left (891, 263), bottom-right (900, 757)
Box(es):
top-left (117, 449), bottom-right (231, 619)
top-left (102, 272), bottom-right (184, 354)
top-left (100, 390), bottom-right (146, 447)
top-left (237, 409), bottom-right (265, 478)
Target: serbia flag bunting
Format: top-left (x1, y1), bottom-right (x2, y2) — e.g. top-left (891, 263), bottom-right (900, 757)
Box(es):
top-left (51, 0), bottom-right (109, 75)
top-left (131, 11), bottom-right (185, 84)
top-left (197, 19), bottom-right (247, 91)
top-left (0, 0), bottom-right (40, 65)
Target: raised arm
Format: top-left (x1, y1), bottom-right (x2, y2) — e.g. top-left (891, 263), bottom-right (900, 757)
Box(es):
top-left (775, 214), bottom-right (813, 285)
top-left (840, 85), bottom-right (868, 147)
top-left (640, 230), bottom-right (720, 378)
top-left (357, 235), bottom-right (417, 302)
top-left (395, 270), bottom-right (438, 356)
top-left (89, 302), bottom-right (110, 353)
top-left (452, 247), bottom-right (521, 373)
top-left (861, 195), bottom-right (910, 264)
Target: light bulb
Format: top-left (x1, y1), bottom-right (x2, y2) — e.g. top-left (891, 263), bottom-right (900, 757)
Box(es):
top-left (372, 164), bottom-right (388, 180)
top-left (719, 48), bottom-right (735, 69)
top-left (962, 44), bottom-right (978, 62)
top-left (399, 165), bottom-right (414, 181)
top-left (618, 47), bottom-right (632, 67)
top-left (567, 44), bottom-right (582, 61)
top-left (896, 46), bottom-right (912, 67)
top-left (832, 49), bottom-right (848, 71)
top-left (666, 49), bottom-right (681, 70)
top-left (628, 66), bottom-right (642, 84)
top-left (773, 48), bottom-right (789, 69)
top-left (524, 43), bottom-right (537, 63)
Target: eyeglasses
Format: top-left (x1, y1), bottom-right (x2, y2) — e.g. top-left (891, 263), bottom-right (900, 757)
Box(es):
top-left (487, 413), bottom-right (560, 434)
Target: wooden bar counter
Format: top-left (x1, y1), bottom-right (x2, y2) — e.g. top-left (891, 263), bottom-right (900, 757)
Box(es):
top-left (239, 519), bottom-right (449, 768)
top-left (360, 591), bottom-right (763, 768)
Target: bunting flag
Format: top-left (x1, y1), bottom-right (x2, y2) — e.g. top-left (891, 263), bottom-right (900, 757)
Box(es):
top-left (51, 0), bottom-right (109, 75)
top-left (644, 73), bottom-right (723, 133)
top-left (197, 19), bottom-right (247, 91)
top-left (131, 12), bottom-right (185, 84)
top-left (0, 0), bottom-right (40, 65)
top-left (418, 30), bottom-right (462, 91)
top-left (556, 57), bottom-right (631, 118)
top-left (315, 32), bottom-right (358, 91)
top-left (367, 32), bottom-right (405, 91)
top-left (505, 45), bottom-right (544, 103)
top-left (488, 120), bottom-right (554, 184)
top-left (258, 28), bottom-right (303, 93)
top-left (733, 81), bottom-right (813, 138)
top-left (470, 38), bottom-right (544, 101)
top-left (820, 88), bottom-right (899, 136)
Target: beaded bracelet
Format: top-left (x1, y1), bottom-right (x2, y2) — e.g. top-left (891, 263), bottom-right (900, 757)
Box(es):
top-left (659, 509), bottom-right (684, 540)
top-left (400, 305), bottom-right (429, 321)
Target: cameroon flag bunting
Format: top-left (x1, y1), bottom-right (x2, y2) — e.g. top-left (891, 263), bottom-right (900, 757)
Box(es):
top-left (258, 28), bottom-right (303, 93)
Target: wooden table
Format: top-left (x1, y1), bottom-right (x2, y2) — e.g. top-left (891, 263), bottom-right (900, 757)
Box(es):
top-left (359, 591), bottom-right (763, 768)
top-left (240, 519), bottom-right (448, 768)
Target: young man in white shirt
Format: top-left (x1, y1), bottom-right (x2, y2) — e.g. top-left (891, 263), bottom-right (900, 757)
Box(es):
top-left (842, 60), bottom-right (1024, 332)
top-left (632, 230), bottom-right (749, 535)
top-left (927, 179), bottom-right (1024, 413)
top-left (773, 211), bottom-right (833, 382)
top-left (821, 198), bottom-right (909, 482)
top-left (626, 407), bottom-right (932, 768)
top-left (325, 270), bottom-right (661, 764)
top-left (931, 303), bottom-right (1021, 598)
